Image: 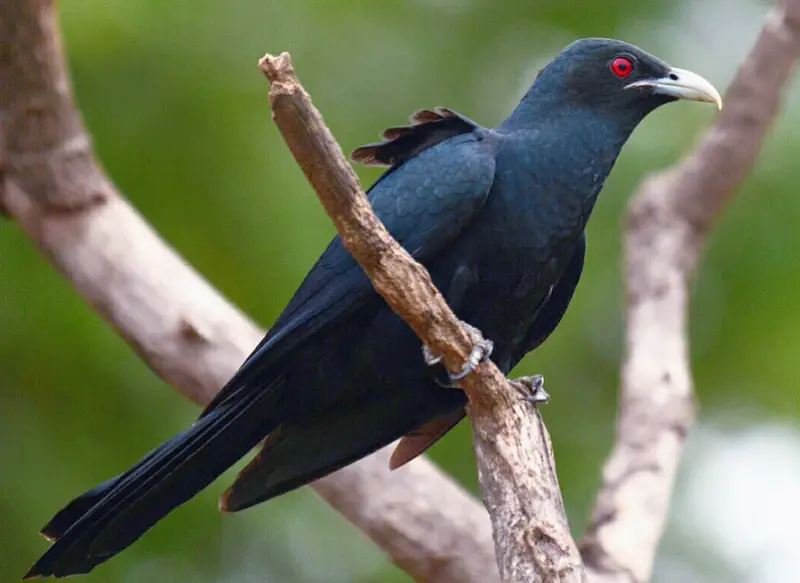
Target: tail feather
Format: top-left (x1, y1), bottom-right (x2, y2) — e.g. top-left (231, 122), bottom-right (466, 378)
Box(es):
top-left (26, 377), bottom-right (283, 579)
top-left (39, 476), bottom-right (123, 543)
top-left (90, 386), bottom-right (268, 556)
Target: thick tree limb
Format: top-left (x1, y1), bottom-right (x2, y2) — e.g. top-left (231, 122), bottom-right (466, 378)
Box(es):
top-left (0, 3), bottom-right (498, 583)
top-left (261, 53), bottom-right (583, 582)
top-left (580, 2), bottom-right (800, 582)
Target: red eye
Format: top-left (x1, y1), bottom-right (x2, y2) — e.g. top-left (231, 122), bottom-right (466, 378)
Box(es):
top-left (610, 56), bottom-right (634, 78)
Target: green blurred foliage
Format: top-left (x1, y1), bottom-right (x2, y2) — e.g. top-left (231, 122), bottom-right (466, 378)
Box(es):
top-left (2, 0), bottom-right (798, 582)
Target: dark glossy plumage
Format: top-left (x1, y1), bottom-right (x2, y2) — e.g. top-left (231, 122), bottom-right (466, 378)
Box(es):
top-left (27, 38), bottom-right (720, 578)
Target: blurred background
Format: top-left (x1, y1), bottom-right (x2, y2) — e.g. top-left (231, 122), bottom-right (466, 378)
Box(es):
top-left (2, 0), bottom-right (799, 582)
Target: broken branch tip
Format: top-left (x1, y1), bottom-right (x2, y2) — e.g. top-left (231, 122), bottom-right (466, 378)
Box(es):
top-left (258, 51), bottom-right (294, 82)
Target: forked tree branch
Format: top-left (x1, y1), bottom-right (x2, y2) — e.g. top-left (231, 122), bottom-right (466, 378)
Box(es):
top-left (580, 2), bottom-right (800, 581)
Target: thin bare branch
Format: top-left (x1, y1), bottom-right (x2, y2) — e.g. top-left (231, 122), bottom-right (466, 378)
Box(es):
top-left (581, 2), bottom-right (800, 581)
top-left (261, 53), bottom-right (583, 582)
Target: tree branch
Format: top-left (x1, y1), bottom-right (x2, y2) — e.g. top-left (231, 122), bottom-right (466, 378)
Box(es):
top-left (261, 53), bottom-right (583, 582)
top-left (0, 2), bottom-right (499, 583)
top-left (581, 2), bottom-right (800, 581)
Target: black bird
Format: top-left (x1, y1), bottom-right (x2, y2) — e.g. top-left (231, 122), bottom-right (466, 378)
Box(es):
top-left (26, 38), bottom-right (721, 578)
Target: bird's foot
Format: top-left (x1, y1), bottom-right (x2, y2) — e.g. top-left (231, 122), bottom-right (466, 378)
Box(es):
top-left (450, 323), bottom-right (494, 381)
top-left (511, 375), bottom-right (550, 406)
top-left (422, 322), bottom-right (494, 387)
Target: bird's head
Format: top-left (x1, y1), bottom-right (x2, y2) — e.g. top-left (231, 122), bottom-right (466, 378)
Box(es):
top-left (511, 38), bottom-right (722, 129)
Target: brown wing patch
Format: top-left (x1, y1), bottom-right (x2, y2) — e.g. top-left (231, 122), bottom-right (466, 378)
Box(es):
top-left (389, 409), bottom-right (465, 470)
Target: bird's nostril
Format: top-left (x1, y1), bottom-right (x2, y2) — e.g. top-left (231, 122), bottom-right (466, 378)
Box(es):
top-left (669, 73), bottom-right (679, 81)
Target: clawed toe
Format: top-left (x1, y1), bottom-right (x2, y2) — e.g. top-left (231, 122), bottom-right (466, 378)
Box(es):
top-left (422, 344), bottom-right (443, 367)
top-left (449, 336), bottom-right (493, 381)
top-left (512, 374), bottom-right (550, 405)
top-left (421, 321), bottom-right (494, 386)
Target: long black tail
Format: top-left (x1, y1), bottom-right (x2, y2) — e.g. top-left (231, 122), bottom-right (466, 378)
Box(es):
top-left (25, 377), bottom-right (283, 579)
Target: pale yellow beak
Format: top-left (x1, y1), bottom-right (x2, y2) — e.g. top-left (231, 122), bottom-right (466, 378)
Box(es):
top-left (625, 66), bottom-right (723, 110)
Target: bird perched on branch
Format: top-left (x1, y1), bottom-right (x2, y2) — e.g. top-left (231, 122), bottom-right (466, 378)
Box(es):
top-left (27, 38), bottom-right (721, 578)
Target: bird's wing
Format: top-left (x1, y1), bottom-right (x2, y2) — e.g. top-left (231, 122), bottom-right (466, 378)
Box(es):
top-left (269, 106), bottom-right (482, 330)
top-left (388, 409), bottom-right (465, 470)
top-left (201, 124), bottom-right (497, 416)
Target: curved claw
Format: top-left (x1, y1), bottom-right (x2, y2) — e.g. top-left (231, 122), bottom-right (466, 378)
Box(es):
top-left (449, 337), bottom-right (494, 381)
top-left (421, 322), bottom-right (495, 387)
top-left (422, 344), bottom-right (443, 366)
